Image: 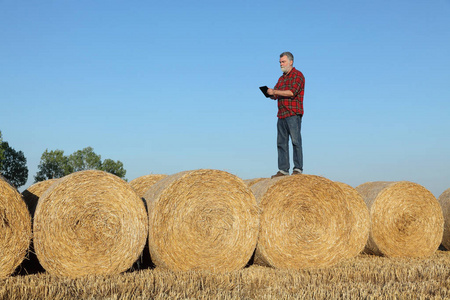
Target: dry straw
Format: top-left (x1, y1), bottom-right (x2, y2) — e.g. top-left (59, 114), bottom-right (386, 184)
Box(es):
top-left (21, 179), bottom-right (59, 275)
top-left (143, 169), bottom-right (260, 272)
top-left (438, 188), bottom-right (450, 250)
top-left (0, 175), bottom-right (31, 278)
top-left (22, 179), bottom-right (59, 218)
top-left (356, 181), bottom-right (444, 257)
top-left (334, 182), bottom-right (370, 259)
top-left (33, 170), bottom-right (148, 278)
top-left (243, 178), bottom-right (267, 187)
top-left (250, 175), bottom-right (353, 269)
top-left (129, 174), bottom-right (168, 198)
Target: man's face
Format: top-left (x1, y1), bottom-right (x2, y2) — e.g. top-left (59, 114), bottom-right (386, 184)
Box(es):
top-left (280, 55), bottom-right (293, 74)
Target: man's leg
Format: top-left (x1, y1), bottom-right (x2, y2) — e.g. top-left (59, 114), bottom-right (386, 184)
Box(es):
top-left (286, 115), bottom-right (303, 172)
top-left (277, 118), bottom-right (290, 174)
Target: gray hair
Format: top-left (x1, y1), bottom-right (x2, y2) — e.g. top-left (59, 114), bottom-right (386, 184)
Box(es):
top-left (280, 52), bottom-right (294, 62)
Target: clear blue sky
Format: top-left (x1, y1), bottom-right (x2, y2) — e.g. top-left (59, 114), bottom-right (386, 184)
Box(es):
top-left (1, 0), bottom-right (449, 197)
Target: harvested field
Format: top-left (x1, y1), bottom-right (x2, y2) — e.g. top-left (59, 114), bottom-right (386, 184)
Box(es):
top-left (4, 251), bottom-right (449, 299)
top-left (8, 174), bottom-right (449, 298)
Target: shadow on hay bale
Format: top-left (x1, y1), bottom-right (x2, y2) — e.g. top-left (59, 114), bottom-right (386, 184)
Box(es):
top-left (129, 196), bottom-right (156, 271)
top-left (438, 188), bottom-right (450, 250)
top-left (0, 175), bottom-right (31, 278)
top-left (250, 175), bottom-right (355, 269)
top-left (33, 170), bottom-right (148, 278)
top-left (22, 179), bottom-right (59, 219)
top-left (127, 174), bottom-right (169, 271)
top-left (356, 181), bottom-right (444, 257)
top-left (144, 169), bottom-right (260, 272)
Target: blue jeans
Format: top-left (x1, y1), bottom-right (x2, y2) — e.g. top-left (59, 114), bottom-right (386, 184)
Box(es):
top-left (277, 115), bottom-right (303, 173)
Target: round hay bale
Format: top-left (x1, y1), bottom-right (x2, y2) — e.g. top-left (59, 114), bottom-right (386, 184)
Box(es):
top-left (334, 182), bottom-right (370, 258)
top-left (33, 170), bottom-right (148, 278)
top-left (243, 178), bottom-right (267, 187)
top-left (0, 175), bottom-right (31, 278)
top-left (250, 175), bottom-right (353, 269)
top-left (20, 179), bottom-right (58, 275)
top-left (129, 174), bottom-right (168, 198)
top-left (356, 181), bottom-right (444, 257)
top-left (128, 175), bottom-right (168, 270)
top-left (438, 188), bottom-right (450, 250)
top-left (22, 179), bottom-right (59, 218)
top-left (144, 169), bottom-right (260, 272)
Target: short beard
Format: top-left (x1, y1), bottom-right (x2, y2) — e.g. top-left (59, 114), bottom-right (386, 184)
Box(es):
top-left (280, 66), bottom-right (290, 74)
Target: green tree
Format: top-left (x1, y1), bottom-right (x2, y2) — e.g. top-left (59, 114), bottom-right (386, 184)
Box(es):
top-left (0, 141), bottom-right (28, 188)
top-left (35, 147), bottom-right (127, 182)
top-left (34, 149), bottom-right (71, 182)
top-left (68, 146), bottom-right (102, 172)
top-left (0, 131), bottom-right (4, 169)
top-left (101, 158), bottom-right (126, 179)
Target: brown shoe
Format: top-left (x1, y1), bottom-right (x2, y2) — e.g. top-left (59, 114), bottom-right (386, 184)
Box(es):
top-left (271, 171), bottom-right (288, 179)
top-left (292, 169), bottom-right (303, 175)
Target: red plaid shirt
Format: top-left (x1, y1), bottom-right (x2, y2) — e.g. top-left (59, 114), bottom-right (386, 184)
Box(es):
top-left (273, 67), bottom-right (305, 118)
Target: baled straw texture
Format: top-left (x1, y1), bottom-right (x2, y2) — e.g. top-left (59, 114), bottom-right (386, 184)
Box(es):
top-left (21, 179), bottom-right (58, 275)
top-left (22, 179), bottom-right (59, 218)
top-left (129, 174), bottom-right (168, 198)
top-left (144, 169), bottom-right (260, 272)
top-left (0, 175), bottom-right (31, 278)
top-left (243, 178), bottom-right (267, 187)
top-left (438, 188), bottom-right (450, 250)
top-left (334, 182), bottom-right (370, 258)
top-left (33, 170), bottom-right (148, 278)
top-left (356, 181), bottom-right (444, 257)
top-left (250, 175), bottom-right (353, 269)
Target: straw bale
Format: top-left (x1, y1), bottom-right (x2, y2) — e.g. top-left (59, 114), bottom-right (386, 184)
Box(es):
top-left (243, 178), bottom-right (268, 187)
top-left (356, 181), bottom-right (444, 257)
top-left (33, 170), bottom-right (148, 278)
top-left (438, 188), bottom-right (450, 250)
top-left (20, 179), bottom-right (58, 275)
top-left (22, 179), bottom-right (59, 218)
top-left (250, 175), bottom-right (353, 269)
top-left (334, 182), bottom-right (370, 258)
top-left (144, 169), bottom-right (260, 272)
top-left (129, 174), bottom-right (168, 198)
top-left (0, 175), bottom-right (31, 278)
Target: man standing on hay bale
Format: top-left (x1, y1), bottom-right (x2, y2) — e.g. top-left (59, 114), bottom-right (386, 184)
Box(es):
top-left (266, 52), bottom-right (305, 178)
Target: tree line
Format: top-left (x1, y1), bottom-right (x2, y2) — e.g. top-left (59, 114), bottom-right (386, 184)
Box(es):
top-left (0, 130), bottom-right (126, 189)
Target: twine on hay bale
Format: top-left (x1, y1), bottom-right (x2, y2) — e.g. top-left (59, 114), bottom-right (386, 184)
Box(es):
top-left (438, 188), bottom-right (450, 250)
top-left (22, 179), bottom-right (59, 218)
top-left (143, 169), bottom-right (260, 272)
top-left (33, 170), bottom-right (148, 278)
top-left (334, 182), bottom-right (370, 258)
top-left (250, 175), bottom-right (353, 269)
top-left (356, 181), bottom-right (444, 257)
top-left (129, 174), bottom-right (168, 198)
top-left (0, 175), bottom-right (31, 278)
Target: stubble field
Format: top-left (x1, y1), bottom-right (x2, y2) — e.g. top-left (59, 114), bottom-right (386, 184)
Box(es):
top-left (1, 251), bottom-right (449, 299)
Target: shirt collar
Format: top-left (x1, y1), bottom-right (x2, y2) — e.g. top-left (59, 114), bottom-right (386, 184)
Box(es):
top-left (283, 67), bottom-right (296, 76)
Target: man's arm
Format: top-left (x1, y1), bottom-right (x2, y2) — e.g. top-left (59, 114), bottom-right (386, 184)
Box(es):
top-left (267, 88), bottom-right (294, 98)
